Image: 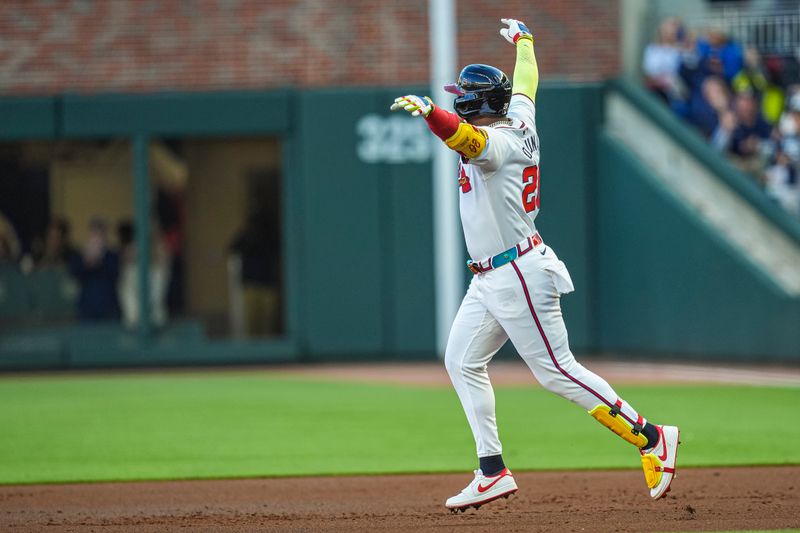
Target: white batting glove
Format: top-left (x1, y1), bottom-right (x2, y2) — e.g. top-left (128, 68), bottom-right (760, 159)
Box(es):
top-left (390, 95), bottom-right (434, 118)
top-left (499, 18), bottom-right (533, 44)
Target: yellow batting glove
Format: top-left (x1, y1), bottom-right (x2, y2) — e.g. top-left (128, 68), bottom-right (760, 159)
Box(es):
top-left (390, 95), bottom-right (434, 118)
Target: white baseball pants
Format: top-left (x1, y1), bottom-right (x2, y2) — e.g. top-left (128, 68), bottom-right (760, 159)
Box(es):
top-left (444, 243), bottom-right (646, 457)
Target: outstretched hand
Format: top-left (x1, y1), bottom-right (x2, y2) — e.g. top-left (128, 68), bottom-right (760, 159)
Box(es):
top-left (390, 95), bottom-right (434, 118)
top-left (499, 18), bottom-right (532, 44)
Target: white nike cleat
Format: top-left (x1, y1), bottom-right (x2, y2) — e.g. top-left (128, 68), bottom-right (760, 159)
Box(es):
top-left (640, 425), bottom-right (680, 499)
top-left (445, 468), bottom-right (518, 512)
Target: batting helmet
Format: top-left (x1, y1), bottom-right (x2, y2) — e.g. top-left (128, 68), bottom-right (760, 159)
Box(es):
top-left (445, 64), bottom-right (512, 119)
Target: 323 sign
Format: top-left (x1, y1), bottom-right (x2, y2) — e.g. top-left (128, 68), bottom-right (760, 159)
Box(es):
top-left (356, 114), bottom-right (432, 164)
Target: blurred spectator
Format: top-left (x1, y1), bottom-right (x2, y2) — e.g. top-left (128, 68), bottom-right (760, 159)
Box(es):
top-left (35, 217), bottom-right (78, 270)
top-left (761, 57), bottom-right (787, 124)
top-left (117, 220), bottom-right (171, 330)
top-left (729, 92), bottom-right (774, 174)
top-left (777, 91), bottom-right (800, 161)
top-left (697, 26), bottom-right (744, 83)
top-left (69, 217), bottom-right (120, 321)
top-left (732, 47), bottom-right (769, 99)
top-left (765, 91), bottom-right (800, 214)
top-left (732, 49), bottom-right (786, 124)
top-left (643, 18), bottom-right (687, 106)
top-left (0, 212), bottom-right (21, 264)
top-left (229, 202), bottom-right (281, 337)
top-left (156, 184), bottom-right (186, 315)
top-left (711, 109), bottom-right (738, 152)
top-left (764, 150), bottom-right (800, 215)
top-left (689, 76), bottom-right (731, 138)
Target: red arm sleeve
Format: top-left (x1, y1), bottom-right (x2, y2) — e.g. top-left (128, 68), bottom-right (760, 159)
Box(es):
top-left (424, 105), bottom-right (461, 141)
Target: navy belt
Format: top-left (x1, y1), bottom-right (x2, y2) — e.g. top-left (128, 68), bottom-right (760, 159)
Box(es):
top-left (467, 233), bottom-right (543, 275)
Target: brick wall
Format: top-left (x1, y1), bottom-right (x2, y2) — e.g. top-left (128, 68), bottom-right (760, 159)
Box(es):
top-left (0, 0), bottom-right (619, 95)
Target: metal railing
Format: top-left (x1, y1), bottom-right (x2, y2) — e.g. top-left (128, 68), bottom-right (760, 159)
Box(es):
top-left (689, 5), bottom-right (800, 56)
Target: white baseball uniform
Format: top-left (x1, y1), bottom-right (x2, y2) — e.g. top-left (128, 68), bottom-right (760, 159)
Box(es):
top-left (391, 21), bottom-right (676, 508)
top-left (445, 94), bottom-right (648, 458)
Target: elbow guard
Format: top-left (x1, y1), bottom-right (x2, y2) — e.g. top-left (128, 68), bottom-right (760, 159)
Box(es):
top-left (445, 122), bottom-right (488, 159)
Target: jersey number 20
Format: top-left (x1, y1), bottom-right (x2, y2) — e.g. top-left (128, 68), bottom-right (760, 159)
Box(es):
top-left (522, 165), bottom-right (540, 213)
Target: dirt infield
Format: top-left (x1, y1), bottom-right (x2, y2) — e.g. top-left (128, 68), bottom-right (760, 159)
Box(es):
top-left (270, 360), bottom-right (800, 388)
top-left (1, 466), bottom-right (798, 532)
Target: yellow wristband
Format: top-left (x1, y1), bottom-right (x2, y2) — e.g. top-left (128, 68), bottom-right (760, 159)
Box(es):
top-left (445, 123), bottom-right (488, 158)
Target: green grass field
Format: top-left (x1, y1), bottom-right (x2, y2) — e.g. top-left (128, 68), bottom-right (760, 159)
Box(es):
top-left (1, 371), bottom-right (798, 485)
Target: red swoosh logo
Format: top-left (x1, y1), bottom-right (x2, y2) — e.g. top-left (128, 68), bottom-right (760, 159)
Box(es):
top-left (477, 471), bottom-right (508, 493)
top-left (657, 427), bottom-right (668, 461)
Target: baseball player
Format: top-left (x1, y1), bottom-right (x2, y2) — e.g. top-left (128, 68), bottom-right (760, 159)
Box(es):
top-left (391, 18), bottom-right (680, 512)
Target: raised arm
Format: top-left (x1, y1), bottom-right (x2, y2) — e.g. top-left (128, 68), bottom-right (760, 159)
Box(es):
top-left (388, 19), bottom-right (537, 160)
top-left (390, 95), bottom-right (487, 159)
top-left (500, 18), bottom-right (539, 103)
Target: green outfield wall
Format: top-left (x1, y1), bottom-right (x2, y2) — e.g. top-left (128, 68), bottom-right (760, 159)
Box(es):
top-left (597, 133), bottom-right (800, 359)
top-left (293, 85), bottom-right (603, 359)
top-left (1, 82), bottom-right (798, 368)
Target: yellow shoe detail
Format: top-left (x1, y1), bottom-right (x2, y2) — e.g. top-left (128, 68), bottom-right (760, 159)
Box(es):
top-left (589, 405), bottom-right (648, 448)
top-left (640, 453), bottom-right (663, 489)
